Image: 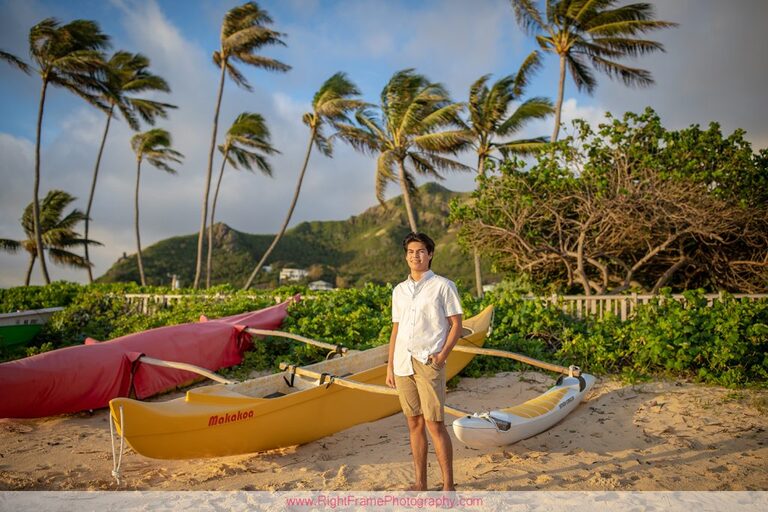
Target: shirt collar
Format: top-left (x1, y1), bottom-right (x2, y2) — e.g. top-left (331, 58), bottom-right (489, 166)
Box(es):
top-left (407, 269), bottom-right (435, 287)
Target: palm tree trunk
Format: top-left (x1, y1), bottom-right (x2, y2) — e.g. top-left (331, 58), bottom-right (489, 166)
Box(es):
top-left (397, 160), bottom-right (418, 232)
top-left (134, 159), bottom-right (146, 286)
top-left (24, 253), bottom-right (36, 286)
top-left (84, 104), bottom-right (114, 283)
top-left (473, 153), bottom-right (487, 297)
top-left (206, 151), bottom-right (228, 288)
top-left (194, 62), bottom-right (228, 289)
top-left (243, 126), bottom-right (316, 290)
top-left (552, 54), bottom-right (566, 143)
top-left (33, 78), bottom-right (51, 284)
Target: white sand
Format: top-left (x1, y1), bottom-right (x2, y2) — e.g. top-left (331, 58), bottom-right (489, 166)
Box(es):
top-left (1, 372), bottom-right (766, 491)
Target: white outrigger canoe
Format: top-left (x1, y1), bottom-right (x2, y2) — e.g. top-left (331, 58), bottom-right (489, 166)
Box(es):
top-left (452, 371), bottom-right (595, 448)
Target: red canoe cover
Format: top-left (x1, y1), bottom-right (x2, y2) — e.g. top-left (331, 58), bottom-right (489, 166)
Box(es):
top-left (0, 297), bottom-right (295, 418)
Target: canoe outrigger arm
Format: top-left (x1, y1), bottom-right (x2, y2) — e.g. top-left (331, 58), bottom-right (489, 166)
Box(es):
top-left (245, 328), bottom-right (348, 359)
top-left (278, 362), bottom-right (472, 417)
top-left (451, 345), bottom-right (581, 378)
top-left (138, 356), bottom-right (237, 385)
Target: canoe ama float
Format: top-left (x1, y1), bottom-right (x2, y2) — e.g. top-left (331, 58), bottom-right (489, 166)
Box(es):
top-left (452, 372), bottom-right (596, 448)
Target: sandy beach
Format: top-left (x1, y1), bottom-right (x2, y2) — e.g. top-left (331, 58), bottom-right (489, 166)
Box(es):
top-left (1, 371), bottom-right (766, 492)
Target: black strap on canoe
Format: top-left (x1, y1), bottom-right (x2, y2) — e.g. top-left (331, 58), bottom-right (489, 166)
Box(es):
top-left (556, 373), bottom-right (588, 392)
top-left (325, 345), bottom-right (345, 360)
top-left (318, 372), bottom-right (334, 389)
top-left (283, 363), bottom-right (297, 388)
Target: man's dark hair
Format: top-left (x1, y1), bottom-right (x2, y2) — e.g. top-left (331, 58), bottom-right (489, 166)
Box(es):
top-left (402, 232), bottom-right (435, 268)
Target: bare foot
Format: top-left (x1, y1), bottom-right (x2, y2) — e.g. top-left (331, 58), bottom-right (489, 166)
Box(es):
top-left (406, 484), bottom-right (427, 492)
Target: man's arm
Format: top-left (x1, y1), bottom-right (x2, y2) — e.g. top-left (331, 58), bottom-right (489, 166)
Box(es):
top-left (385, 322), bottom-right (399, 388)
top-left (433, 314), bottom-right (462, 368)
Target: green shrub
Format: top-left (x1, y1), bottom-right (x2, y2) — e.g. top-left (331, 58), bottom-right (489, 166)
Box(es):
top-left (2, 283), bottom-right (766, 388)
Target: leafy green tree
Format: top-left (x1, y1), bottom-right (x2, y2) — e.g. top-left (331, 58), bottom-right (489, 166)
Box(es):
top-left (84, 51), bottom-right (175, 283)
top-left (0, 190), bottom-right (101, 285)
top-left (460, 51), bottom-right (553, 295)
top-left (130, 129), bottom-right (183, 286)
top-left (453, 109), bottom-right (768, 294)
top-left (343, 69), bottom-right (471, 232)
top-left (509, 0), bottom-right (676, 141)
top-left (207, 112), bottom-right (279, 288)
top-left (195, 2), bottom-right (290, 289)
top-left (244, 72), bottom-right (366, 289)
top-left (3, 19), bottom-right (110, 284)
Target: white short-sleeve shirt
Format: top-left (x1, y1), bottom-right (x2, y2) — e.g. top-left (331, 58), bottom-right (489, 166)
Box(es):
top-left (391, 270), bottom-right (463, 376)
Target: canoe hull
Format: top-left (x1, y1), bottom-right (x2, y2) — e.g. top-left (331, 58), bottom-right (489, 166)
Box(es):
top-left (110, 306), bottom-right (494, 459)
top-left (452, 373), bottom-right (595, 449)
top-left (0, 301), bottom-right (290, 419)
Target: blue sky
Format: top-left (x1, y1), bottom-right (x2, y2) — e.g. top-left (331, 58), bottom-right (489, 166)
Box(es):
top-left (1, 0), bottom-right (767, 286)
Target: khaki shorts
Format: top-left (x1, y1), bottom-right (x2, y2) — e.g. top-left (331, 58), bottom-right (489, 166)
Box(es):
top-left (394, 356), bottom-right (446, 423)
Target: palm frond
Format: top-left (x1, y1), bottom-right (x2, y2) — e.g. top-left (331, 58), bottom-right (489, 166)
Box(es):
top-left (0, 239), bottom-right (22, 253)
top-left (225, 60), bottom-right (252, 91)
top-left (566, 52), bottom-right (598, 92)
top-left (132, 128), bottom-right (184, 173)
top-left (413, 130), bottom-right (471, 153)
top-left (221, 2), bottom-right (274, 39)
top-left (47, 247), bottom-right (92, 268)
top-left (128, 98), bottom-right (176, 126)
top-left (589, 54), bottom-right (653, 87)
top-left (223, 26), bottom-right (286, 53)
top-left (418, 102), bottom-right (465, 133)
top-left (510, 0), bottom-right (545, 34)
top-left (0, 49), bottom-right (31, 74)
top-left (409, 153), bottom-right (443, 179)
top-left (496, 137), bottom-right (550, 156)
top-left (332, 122), bottom-right (380, 156)
top-left (375, 151), bottom-right (397, 203)
top-left (512, 50), bottom-right (542, 96)
top-left (584, 37), bottom-right (664, 57)
top-left (414, 152), bottom-right (474, 174)
top-left (498, 97), bottom-right (554, 135)
top-left (231, 52), bottom-right (290, 72)
top-left (570, 0), bottom-right (615, 23)
top-left (313, 125), bottom-right (333, 157)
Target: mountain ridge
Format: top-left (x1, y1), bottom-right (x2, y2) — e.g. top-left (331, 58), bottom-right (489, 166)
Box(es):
top-left (98, 182), bottom-right (493, 288)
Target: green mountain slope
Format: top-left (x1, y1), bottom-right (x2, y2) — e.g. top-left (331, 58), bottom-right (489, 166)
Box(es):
top-left (98, 183), bottom-right (493, 288)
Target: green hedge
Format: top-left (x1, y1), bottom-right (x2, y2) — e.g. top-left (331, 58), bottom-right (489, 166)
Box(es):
top-left (2, 283), bottom-right (766, 388)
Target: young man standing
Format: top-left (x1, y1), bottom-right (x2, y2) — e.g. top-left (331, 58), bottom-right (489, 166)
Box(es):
top-left (386, 232), bottom-right (463, 491)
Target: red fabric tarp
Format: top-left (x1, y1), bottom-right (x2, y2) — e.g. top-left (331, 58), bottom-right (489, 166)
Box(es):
top-left (0, 298), bottom-right (294, 418)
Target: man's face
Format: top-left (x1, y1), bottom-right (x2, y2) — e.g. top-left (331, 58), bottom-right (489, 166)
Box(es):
top-left (406, 241), bottom-right (432, 273)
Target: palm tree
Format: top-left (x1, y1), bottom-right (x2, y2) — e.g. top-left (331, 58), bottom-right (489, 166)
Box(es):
top-left (194, 2), bottom-right (290, 289)
top-left (343, 69), bottom-right (472, 232)
top-left (243, 72), bottom-right (365, 289)
top-left (17, 18), bottom-right (110, 284)
top-left (84, 51), bottom-right (175, 283)
top-left (206, 112), bottom-right (278, 288)
top-left (130, 129), bottom-right (183, 286)
top-left (0, 190), bottom-right (101, 285)
top-left (460, 52), bottom-right (554, 295)
top-left (509, 0), bottom-right (676, 141)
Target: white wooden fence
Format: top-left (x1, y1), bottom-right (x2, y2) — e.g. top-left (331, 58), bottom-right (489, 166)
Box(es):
top-left (123, 292), bottom-right (768, 320)
top-left (527, 293), bottom-right (768, 321)
top-left (123, 293), bottom-right (282, 315)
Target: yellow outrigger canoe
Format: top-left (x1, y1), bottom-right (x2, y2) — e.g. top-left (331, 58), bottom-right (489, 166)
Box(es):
top-left (109, 305), bottom-right (494, 460)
